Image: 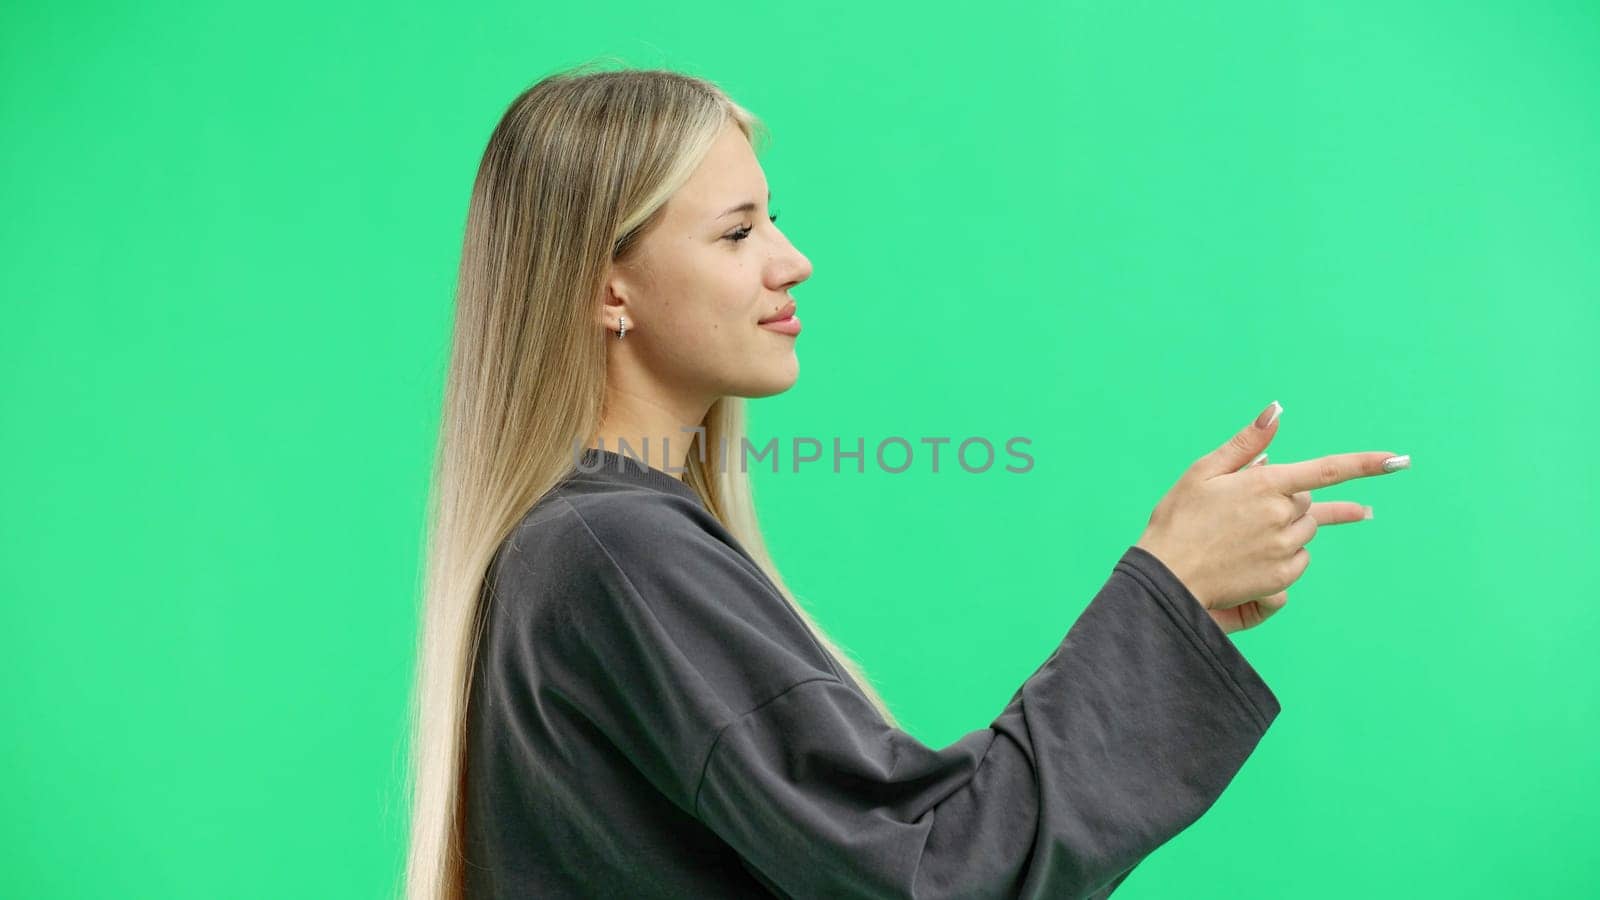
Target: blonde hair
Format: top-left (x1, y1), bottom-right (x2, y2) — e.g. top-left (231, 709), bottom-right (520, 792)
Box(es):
top-left (402, 62), bottom-right (900, 900)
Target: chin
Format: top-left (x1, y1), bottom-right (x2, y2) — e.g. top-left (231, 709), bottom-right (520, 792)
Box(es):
top-left (734, 357), bottom-right (800, 398)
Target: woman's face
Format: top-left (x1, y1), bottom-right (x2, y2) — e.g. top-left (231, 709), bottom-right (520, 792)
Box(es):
top-left (601, 122), bottom-right (813, 407)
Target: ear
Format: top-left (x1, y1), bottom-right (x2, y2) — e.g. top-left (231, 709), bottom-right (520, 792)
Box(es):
top-left (597, 273), bottom-right (629, 332)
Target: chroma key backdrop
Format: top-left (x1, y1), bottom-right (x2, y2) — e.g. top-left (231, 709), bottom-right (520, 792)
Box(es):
top-left (2, 1), bottom-right (1595, 897)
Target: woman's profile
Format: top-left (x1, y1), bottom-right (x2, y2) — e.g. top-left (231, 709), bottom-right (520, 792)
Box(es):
top-left (403, 63), bottom-right (1410, 899)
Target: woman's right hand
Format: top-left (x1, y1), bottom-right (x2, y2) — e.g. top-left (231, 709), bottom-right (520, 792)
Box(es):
top-left (1135, 401), bottom-right (1410, 612)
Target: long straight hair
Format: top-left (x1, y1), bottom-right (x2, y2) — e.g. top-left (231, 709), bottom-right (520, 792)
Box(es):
top-left (403, 63), bottom-right (901, 900)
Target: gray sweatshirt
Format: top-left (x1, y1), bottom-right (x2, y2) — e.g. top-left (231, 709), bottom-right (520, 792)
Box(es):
top-left (462, 447), bottom-right (1280, 898)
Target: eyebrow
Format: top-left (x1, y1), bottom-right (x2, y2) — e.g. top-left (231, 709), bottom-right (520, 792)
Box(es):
top-left (716, 190), bottom-right (772, 220)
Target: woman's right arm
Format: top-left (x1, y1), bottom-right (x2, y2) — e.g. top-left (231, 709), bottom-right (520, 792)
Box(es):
top-left (531, 495), bottom-right (1277, 899)
top-left (686, 543), bottom-right (1278, 900)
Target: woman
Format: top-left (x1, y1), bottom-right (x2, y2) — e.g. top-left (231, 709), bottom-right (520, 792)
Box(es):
top-left (405, 64), bottom-right (1410, 899)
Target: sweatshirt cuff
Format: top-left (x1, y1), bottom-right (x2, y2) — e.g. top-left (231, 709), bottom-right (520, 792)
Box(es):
top-left (1117, 545), bottom-right (1282, 731)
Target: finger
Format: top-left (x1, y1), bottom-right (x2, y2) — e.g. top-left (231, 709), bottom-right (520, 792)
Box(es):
top-left (1232, 591), bottom-right (1290, 633)
top-left (1285, 509), bottom-right (1319, 547)
top-left (1290, 489), bottom-right (1312, 520)
top-left (1237, 451), bottom-right (1269, 473)
top-left (1289, 545), bottom-right (1311, 582)
top-left (1267, 451), bottom-right (1410, 495)
top-left (1253, 591), bottom-right (1289, 626)
top-left (1309, 500), bottom-right (1370, 525)
top-left (1193, 401), bottom-right (1283, 481)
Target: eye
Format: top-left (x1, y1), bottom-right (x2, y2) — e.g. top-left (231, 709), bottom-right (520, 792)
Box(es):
top-left (725, 212), bottom-right (781, 244)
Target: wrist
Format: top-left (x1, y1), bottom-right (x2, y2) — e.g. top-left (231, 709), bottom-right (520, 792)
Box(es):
top-left (1133, 539), bottom-right (1212, 610)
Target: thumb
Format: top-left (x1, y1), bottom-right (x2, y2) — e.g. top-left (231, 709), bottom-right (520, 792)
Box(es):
top-left (1190, 400), bottom-right (1282, 481)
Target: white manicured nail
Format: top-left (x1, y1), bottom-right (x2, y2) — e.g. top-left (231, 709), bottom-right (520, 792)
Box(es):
top-left (1381, 455), bottom-right (1410, 473)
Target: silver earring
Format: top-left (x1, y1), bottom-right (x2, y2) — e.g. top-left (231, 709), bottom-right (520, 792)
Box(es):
top-left (616, 315), bottom-right (627, 340)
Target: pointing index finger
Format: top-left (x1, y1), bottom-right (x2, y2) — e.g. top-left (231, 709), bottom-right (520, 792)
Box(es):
top-left (1267, 452), bottom-right (1411, 494)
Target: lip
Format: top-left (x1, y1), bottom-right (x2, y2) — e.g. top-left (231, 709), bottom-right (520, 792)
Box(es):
top-left (758, 313), bottom-right (801, 336)
top-left (757, 300), bottom-right (797, 324)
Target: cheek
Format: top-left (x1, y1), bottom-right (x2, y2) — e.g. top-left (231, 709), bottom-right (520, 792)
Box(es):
top-left (653, 290), bottom-right (748, 361)
top-left (701, 275), bottom-right (759, 333)
top-left (653, 260), bottom-right (758, 350)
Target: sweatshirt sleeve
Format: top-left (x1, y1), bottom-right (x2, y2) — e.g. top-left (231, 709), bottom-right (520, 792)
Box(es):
top-left (531, 496), bottom-right (1280, 900)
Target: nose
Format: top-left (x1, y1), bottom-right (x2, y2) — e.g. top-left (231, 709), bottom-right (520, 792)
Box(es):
top-left (773, 243), bottom-right (812, 292)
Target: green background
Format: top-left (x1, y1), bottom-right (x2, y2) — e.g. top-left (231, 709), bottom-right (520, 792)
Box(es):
top-left (4, 1), bottom-right (1596, 896)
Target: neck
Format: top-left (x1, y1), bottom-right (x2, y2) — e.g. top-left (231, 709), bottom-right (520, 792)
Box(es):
top-left (590, 383), bottom-right (714, 481)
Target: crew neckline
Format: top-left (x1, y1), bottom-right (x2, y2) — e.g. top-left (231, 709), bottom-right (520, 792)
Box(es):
top-left (570, 447), bottom-right (706, 507)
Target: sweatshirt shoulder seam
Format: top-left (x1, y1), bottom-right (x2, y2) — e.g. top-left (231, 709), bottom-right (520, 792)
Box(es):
top-left (691, 674), bottom-right (844, 819)
top-left (550, 491), bottom-right (739, 790)
top-left (551, 490), bottom-right (847, 817)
